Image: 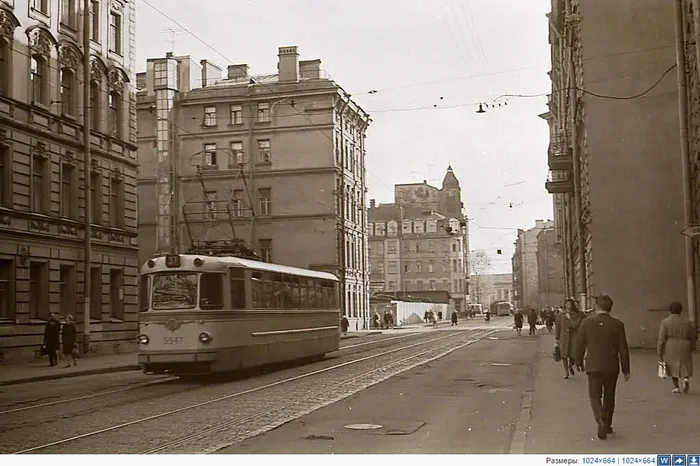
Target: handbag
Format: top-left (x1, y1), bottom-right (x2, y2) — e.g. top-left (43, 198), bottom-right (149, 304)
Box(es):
top-left (71, 345), bottom-right (80, 358)
top-left (657, 360), bottom-right (668, 379)
top-left (39, 344), bottom-right (47, 356)
top-left (553, 345), bottom-right (562, 362)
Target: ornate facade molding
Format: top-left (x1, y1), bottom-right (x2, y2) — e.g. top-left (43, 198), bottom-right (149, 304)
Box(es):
top-left (107, 66), bottom-right (128, 92)
top-left (90, 56), bottom-right (106, 82)
top-left (26, 26), bottom-right (57, 57)
top-left (0, 8), bottom-right (20, 41)
top-left (58, 41), bottom-right (82, 70)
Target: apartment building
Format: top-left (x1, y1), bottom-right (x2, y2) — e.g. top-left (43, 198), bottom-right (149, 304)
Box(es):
top-left (367, 168), bottom-right (470, 313)
top-left (544, 0), bottom-right (686, 346)
top-left (0, 0), bottom-right (138, 361)
top-left (136, 46), bottom-right (371, 329)
top-left (512, 220), bottom-right (552, 310)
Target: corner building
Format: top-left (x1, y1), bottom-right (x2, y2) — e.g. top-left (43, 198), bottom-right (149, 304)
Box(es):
top-left (544, 0), bottom-right (686, 346)
top-left (136, 46), bottom-right (371, 330)
top-left (0, 0), bottom-right (138, 361)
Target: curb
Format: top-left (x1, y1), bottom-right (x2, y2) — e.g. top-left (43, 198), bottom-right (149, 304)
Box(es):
top-left (0, 364), bottom-right (141, 387)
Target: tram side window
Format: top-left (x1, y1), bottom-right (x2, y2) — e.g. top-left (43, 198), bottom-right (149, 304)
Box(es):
top-left (200, 273), bottom-right (224, 310)
top-left (139, 275), bottom-right (149, 311)
top-left (252, 276), bottom-right (267, 309)
top-left (230, 269), bottom-right (246, 309)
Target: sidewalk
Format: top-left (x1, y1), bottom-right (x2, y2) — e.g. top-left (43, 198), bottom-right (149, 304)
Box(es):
top-left (0, 331), bottom-right (382, 386)
top-left (524, 333), bottom-right (700, 454)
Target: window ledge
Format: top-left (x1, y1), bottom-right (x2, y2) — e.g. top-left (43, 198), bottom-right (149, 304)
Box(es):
top-left (256, 161), bottom-right (272, 167)
top-left (109, 317), bottom-right (125, 323)
top-left (227, 123), bottom-right (244, 127)
top-left (200, 124), bottom-right (218, 129)
top-left (255, 120), bottom-right (271, 125)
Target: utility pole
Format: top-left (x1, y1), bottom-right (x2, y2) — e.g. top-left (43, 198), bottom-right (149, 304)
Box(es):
top-left (82, 0), bottom-right (92, 352)
top-left (674, 0), bottom-right (697, 326)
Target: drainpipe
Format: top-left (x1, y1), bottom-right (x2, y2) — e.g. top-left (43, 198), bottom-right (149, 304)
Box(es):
top-left (81, 0), bottom-right (92, 352)
top-left (338, 95), bottom-right (350, 317)
top-left (675, 0), bottom-right (697, 326)
top-left (565, 0), bottom-right (587, 310)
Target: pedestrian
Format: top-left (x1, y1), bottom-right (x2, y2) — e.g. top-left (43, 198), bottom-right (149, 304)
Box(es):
top-left (657, 301), bottom-right (697, 394)
top-left (340, 315), bottom-right (349, 335)
top-left (451, 310), bottom-right (458, 326)
top-left (43, 312), bottom-right (61, 367)
top-left (62, 314), bottom-right (78, 368)
top-left (545, 308), bottom-right (555, 333)
top-left (575, 294), bottom-right (630, 440)
top-left (555, 298), bottom-right (584, 378)
top-left (527, 308), bottom-right (538, 335)
top-left (514, 309), bottom-right (524, 336)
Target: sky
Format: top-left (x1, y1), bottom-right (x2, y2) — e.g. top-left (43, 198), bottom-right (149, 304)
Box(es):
top-left (135, 0), bottom-right (554, 275)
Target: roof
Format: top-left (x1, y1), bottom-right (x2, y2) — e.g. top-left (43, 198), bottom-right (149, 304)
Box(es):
top-left (142, 254), bottom-right (339, 281)
top-left (368, 204), bottom-right (447, 223)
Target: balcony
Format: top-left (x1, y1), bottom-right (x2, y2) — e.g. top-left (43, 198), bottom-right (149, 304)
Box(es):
top-left (547, 132), bottom-right (573, 171)
top-left (545, 170), bottom-right (573, 194)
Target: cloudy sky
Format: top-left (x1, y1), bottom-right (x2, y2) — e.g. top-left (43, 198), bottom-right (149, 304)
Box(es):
top-left (136, 0), bottom-right (553, 275)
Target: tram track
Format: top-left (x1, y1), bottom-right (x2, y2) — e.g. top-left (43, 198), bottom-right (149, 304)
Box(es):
top-left (0, 330), bottom-right (424, 418)
top-left (12, 328), bottom-right (499, 454)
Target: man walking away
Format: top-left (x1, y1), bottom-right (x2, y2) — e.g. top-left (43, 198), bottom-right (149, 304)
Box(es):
top-left (575, 294), bottom-right (630, 440)
top-left (514, 309), bottom-right (524, 337)
top-left (451, 310), bottom-right (458, 326)
top-left (528, 309), bottom-right (538, 335)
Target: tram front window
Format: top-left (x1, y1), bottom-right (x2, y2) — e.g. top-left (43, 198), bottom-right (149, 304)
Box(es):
top-left (151, 273), bottom-right (198, 310)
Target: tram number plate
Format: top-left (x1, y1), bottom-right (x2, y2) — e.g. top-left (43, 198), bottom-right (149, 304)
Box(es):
top-left (163, 336), bottom-right (184, 345)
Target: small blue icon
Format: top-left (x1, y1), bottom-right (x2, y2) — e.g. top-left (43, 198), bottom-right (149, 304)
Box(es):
top-left (688, 456), bottom-right (699, 466)
top-left (659, 456), bottom-right (672, 466)
top-left (674, 456), bottom-right (687, 466)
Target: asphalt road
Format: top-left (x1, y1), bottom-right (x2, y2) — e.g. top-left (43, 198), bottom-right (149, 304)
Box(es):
top-left (218, 328), bottom-right (541, 454)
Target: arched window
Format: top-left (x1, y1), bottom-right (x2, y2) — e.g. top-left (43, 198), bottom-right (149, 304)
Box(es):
top-left (90, 80), bottom-right (100, 129)
top-left (60, 68), bottom-right (75, 115)
top-left (0, 39), bottom-right (8, 95)
top-left (30, 55), bottom-right (47, 104)
top-left (109, 91), bottom-right (121, 138)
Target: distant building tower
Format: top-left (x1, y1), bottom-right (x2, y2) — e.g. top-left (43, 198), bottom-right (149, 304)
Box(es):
top-left (440, 165), bottom-right (462, 220)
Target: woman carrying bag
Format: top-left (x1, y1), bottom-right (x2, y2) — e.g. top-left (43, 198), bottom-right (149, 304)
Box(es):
top-left (657, 301), bottom-right (697, 393)
top-left (61, 314), bottom-right (78, 367)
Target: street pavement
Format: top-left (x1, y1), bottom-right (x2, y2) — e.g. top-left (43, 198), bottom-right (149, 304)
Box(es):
top-left (217, 324), bottom-right (538, 454)
top-left (525, 333), bottom-right (700, 454)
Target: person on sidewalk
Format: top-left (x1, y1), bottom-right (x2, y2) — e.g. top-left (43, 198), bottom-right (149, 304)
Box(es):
top-left (61, 314), bottom-right (78, 368)
top-left (555, 298), bottom-right (585, 378)
top-left (43, 313), bottom-right (61, 367)
top-left (451, 310), bottom-right (458, 326)
top-left (527, 308), bottom-right (538, 335)
top-left (340, 315), bottom-right (349, 335)
top-left (575, 294), bottom-right (630, 440)
top-left (657, 301), bottom-right (697, 394)
top-left (514, 309), bottom-right (524, 337)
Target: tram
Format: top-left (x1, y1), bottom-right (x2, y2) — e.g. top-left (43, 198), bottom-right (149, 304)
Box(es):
top-left (137, 254), bottom-right (340, 375)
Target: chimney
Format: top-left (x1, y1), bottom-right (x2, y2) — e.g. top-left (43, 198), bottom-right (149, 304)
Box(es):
top-left (227, 64), bottom-right (249, 81)
top-left (278, 46), bottom-right (299, 83)
top-left (299, 59), bottom-right (321, 79)
top-left (200, 59), bottom-right (222, 88)
top-left (535, 219), bottom-right (544, 229)
top-left (370, 199), bottom-right (376, 208)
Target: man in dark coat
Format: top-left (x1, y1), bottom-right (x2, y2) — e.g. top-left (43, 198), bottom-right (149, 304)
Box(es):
top-left (527, 309), bottom-right (538, 335)
top-left (43, 313), bottom-right (61, 367)
top-left (575, 294), bottom-right (630, 440)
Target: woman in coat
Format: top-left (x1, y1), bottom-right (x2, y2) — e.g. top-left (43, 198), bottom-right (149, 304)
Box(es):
top-left (658, 301), bottom-right (697, 393)
top-left (555, 298), bottom-right (585, 378)
top-left (61, 314), bottom-right (78, 367)
top-left (43, 313), bottom-right (61, 367)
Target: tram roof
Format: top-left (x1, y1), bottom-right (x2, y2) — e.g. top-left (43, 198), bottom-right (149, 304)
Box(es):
top-left (142, 254), bottom-right (339, 281)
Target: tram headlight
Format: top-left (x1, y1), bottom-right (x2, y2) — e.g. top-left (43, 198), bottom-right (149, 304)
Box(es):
top-left (137, 334), bottom-right (150, 345)
top-left (198, 332), bottom-right (213, 344)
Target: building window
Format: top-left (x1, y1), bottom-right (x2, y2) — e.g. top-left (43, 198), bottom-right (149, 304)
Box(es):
top-left (90, 81), bottom-right (101, 130)
top-left (429, 280), bottom-right (436, 291)
top-left (109, 92), bottom-right (121, 138)
top-left (205, 190), bottom-right (218, 220)
top-left (259, 239), bottom-right (272, 262)
top-left (0, 259), bottom-right (14, 321)
top-left (387, 281), bottom-right (396, 291)
top-left (416, 280), bottom-right (424, 291)
top-left (257, 102), bottom-right (270, 122)
top-left (110, 177), bottom-right (124, 228)
top-left (428, 261), bottom-right (434, 273)
top-left (203, 143), bottom-right (217, 166)
top-left (90, 0), bottom-right (100, 41)
top-left (203, 106), bottom-right (216, 127)
top-left (229, 142), bottom-right (243, 167)
top-left (453, 259), bottom-right (458, 273)
top-left (404, 263), bottom-right (410, 273)
top-left (387, 242), bottom-right (396, 254)
top-left (416, 262), bottom-right (422, 273)
top-left (32, 0), bottom-right (49, 15)
top-left (29, 262), bottom-right (48, 320)
top-left (0, 39), bottom-right (9, 95)
top-left (61, 163), bottom-right (75, 218)
top-left (31, 156), bottom-right (47, 213)
top-left (90, 266), bottom-right (102, 320)
top-left (59, 265), bottom-right (76, 318)
top-left (109, 11), bottom-right (122, 54)
top-left (30, 56), bottom-right (47, 105)
top-left (387, 261), bottom-right (398, 274)
top-left (61, 0), bottom-right (77, 28)
top-left (258, 188), bottom-right (271, 215)
top-left (60, 69), bottom-right (76, 115)
top-left (257, 140), bottom-right (271, 164)
top-left (230, 105), bottom-right (242, 124)
top-left (0, 145), bottom-right (11, 207)
top-left (90, 172), bottom-right (102, 224)
top-left (110, 269), bottom-right (123, 319)
top-left (231, 189), bottom-right (245, 217)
